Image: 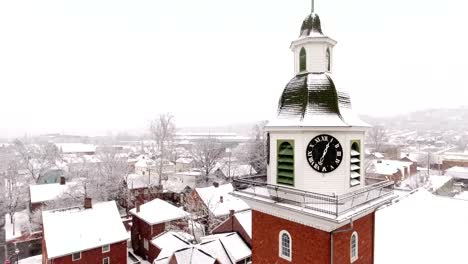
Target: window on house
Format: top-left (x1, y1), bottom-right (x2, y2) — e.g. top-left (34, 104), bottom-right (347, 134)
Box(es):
top-left (72, 252), bottom-right (81, 261)
top-left (102, 244), bottom-right (110, 253)
top-left (350, 141), bottom-right (361, 187)
top-left (351, 231), bottom-right (358, 262)
top-left (279, 230), bottom-right (292, 261)
top-left (277, 140), bottom-right (294, 186)
top-left (144, 238), bottom-right (149, 250)
top-left (103, 257), bottom-right (110, 264)
top-left (326, 47), bottom-right (331, 72)
top-left (299, 47), bottom-right (307, 72)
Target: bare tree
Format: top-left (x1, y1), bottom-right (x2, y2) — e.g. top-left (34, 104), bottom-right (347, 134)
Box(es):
top-left (13, 139), bottom-right (61, 183)
top-left (190, 138), bottom-right (225, 182)
top-left (367, 126), bottom-right (387, 153)
top-left (150, 113), bottom-right (176, 185)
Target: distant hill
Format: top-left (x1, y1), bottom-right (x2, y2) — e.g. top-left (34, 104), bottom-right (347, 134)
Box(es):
top-left (361, 106), bottom-right (468, 131)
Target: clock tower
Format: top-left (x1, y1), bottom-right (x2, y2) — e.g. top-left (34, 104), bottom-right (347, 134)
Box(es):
top-left (233, 6), bottom-right (395, 264)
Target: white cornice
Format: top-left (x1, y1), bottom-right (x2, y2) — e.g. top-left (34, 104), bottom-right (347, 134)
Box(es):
top-left (290, 36), bottom-right (338, 50)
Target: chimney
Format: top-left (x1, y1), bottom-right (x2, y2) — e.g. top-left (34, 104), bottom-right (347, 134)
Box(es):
top-left (213, 182), bottom-right (219, 188)
top-left (220, 196), bottom-right (223, 203)
top-left (136, 201), bottom-right (141, 213)
top-left (60, 176), bottom-right (66, 185)
top-left (84, 197), bottom-right (92, 209)
top-left (229, 209), bottom-right (234, 218)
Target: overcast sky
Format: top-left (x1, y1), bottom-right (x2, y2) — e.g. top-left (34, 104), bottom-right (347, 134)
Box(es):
top-left (1, 0), bottom-right (467, 138)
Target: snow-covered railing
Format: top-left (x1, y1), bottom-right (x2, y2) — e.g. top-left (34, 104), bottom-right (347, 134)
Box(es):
top-left (233, 178), bottom-right (394, 217)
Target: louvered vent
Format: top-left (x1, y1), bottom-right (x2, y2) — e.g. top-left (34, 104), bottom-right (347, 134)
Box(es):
top-left (350, 141), bottom-right (361, 187)
top-left (277, 140), bottom-right (294, 186)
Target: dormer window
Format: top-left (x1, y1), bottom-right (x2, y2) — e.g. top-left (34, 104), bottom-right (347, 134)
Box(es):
top-left (326, 48), bottom-right (331, 72)
top-left (299, 47), bottom-right (307, 72)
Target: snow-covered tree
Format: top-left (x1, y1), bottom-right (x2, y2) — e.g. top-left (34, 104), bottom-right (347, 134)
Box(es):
top-left (246, 121), bottom-right (267, 175)
top-left (96, 146), bottom-right (130, 201)
top-left (150, 113), bottom-right (176, 184)
top-left (3, 160), bottom-right (28, 224)
top-left (13, 139), bottom-right (62, 183)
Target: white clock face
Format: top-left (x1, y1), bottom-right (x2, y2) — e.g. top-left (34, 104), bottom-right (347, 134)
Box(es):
top-left (306, 134), bottom-right (343, 173)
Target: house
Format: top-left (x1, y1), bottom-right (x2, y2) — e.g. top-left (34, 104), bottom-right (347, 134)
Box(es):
top-left (121, 173), bottom-right (161, 209)
top-left (171, 170), bottom-right (203, 189)
top-left (444, 166), bottom-right (468, 180)
top-left (41, 199), bottom-right (129, 264)
top-left (441, 152), bottom-right (468, 171)
top-left (135, 158), bottom-right (175, 177)
top-left (129, 198), bottom-right (189, 262)
top-left (175, 157), bottom-right (195, 172)
top-left (55, 143), bottom-right (96, 155)
top-left (366, 159), bottom-right (414, 183)
top-left (151, 231), bottom-right (194, 263)
top-left (212, 210), bottom-right (252, 247)
top-left (190, 183), bottom-right (250, 232)
top-left (29, 177), bottom-right (84, 212)
top-left (213, 164), bottom-right (257, 179)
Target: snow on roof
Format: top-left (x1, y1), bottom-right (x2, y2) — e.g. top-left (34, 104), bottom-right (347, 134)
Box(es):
top-left (56, 143), bottom-right (96, 154)
top-left (220, 164), bottom-right (256, 178)
top-left (129, 199), bottom-right (189, 225)
top-left (195, 184), bottom-right (250, 217)
top-left (18, 255), bottom-right (42, 264)
top-left (427, 175), bottom-right (452, 191)
top-left (29, 181), bottom-right (84, 204)
top-left (152, 231), bottom-right (193, 263)
top-left (235, 210), bottom-right (252, 239)
top-left (176, 157), bottom-right (193, 164)
top-left (42, 200), bottom-right (129, 259)
top-left (375, 188), bottom-right (468, 264)
top-left (163, 179), bottom-right (188, 193)
top-left (367, 159), bottom-right (413, 176)
top-left (445, 166), bottom-right (468, 179)
top-left (200, 232), bottom-right (251, 263)
top-left (171, 247), bottom-right (216, 264)
top-left (126, 173), bottom-right (159, 190)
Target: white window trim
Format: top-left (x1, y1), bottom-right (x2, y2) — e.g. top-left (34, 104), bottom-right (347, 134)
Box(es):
top-left (102, 244), bottom-right (110, 253)
top-left (350, 231), bottom-right (359, 263)
top-left (72, 252), bottom-right (81, 261)
top-left (102, 256), bottom-right (110, 264)
top-left (279, 230), bottom-right (292, 262)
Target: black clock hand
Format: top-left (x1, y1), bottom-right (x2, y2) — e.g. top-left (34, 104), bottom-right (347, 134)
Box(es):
top-left (318, 141), bottom-right (331, 165)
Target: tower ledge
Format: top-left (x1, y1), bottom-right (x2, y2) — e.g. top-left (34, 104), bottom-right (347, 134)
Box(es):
top-left (231, 178), bottom-right (395, 231)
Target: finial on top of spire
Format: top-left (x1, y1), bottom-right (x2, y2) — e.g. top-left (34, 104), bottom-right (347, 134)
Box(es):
top-left (311, 0), bottom-right (315, 13)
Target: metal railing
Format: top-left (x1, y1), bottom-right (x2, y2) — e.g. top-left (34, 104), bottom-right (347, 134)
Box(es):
top-left (233, 178), bottom-right (394, 217)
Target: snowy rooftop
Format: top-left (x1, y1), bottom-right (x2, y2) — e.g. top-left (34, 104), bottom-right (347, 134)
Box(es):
top-left (375, 188), bottom-right (468, 263)
top-left (42, 200), bottom-right (129, 259)
top-left (152, 231), bottom-right (193, 263)
top-left (454, 191), bottom-right (468, 200)
top-left (56, 143), bottom-right (96, 154)
top-left (200, 232), bottom-right (251, 263)
top-left (129, 199), bottom-right (189, 225)
top-left (29, 181), bottom-right (84, 204)
top-left (126, 173), bottom-right (159, 190)
top-left (195, 183), bottom-right (250, 217)
top-left (169, 247), bottom-right (216, 264)
top-left (234, 210), bottom-right (252, 239)
top-left (445, 166), bottom-right (468, 179)
top-left (219, 164), bottom-right (256, 178)
top-left (367, 159), bottom-right (413, 176)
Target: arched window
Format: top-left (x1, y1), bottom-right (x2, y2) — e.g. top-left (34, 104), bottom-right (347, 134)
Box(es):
top-left (326, 48), bottom-right (331, 72)
top-left (299, 47), bottom-right (307, 72)
top-left (279, 230), bottom-right (292, 261)
top-left (350, 231), bottom-right (358, 262)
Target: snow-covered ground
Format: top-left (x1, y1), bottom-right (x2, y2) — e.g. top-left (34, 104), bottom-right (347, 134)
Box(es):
top-left (4, 209), bottom-right (30, 242)
top-left (454, 191), bottom-right (468, 200)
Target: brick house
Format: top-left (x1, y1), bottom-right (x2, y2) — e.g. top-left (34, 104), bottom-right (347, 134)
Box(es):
top-left (130, 198), bottom-right (189, 262)
top-left (41, 199), bottom-right (129, 264)
top-left (212, 210), bottom-right (252, 247)
top-left (29, 177), bottom-right (84, 212)
top-left (190, 183), bottom-right (250, 232)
